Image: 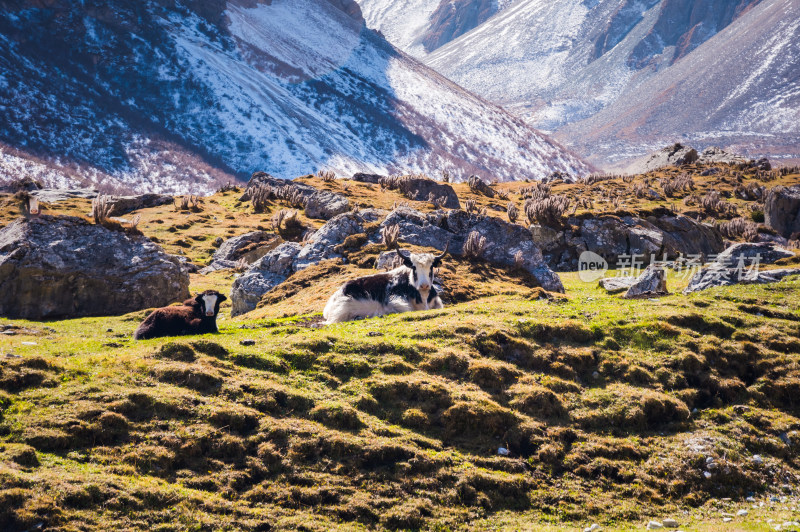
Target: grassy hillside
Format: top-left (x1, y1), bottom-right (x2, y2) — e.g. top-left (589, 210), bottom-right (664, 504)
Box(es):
top-left (1, 164), bottom-right (800, 531)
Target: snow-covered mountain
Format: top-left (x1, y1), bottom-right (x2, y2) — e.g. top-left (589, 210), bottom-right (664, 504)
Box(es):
top-left (0, 0), bottom-right (588, 194)
top-left (362, 0), bottom-right (797, 168)
top-left (355, 0), bottom-right (515, 59)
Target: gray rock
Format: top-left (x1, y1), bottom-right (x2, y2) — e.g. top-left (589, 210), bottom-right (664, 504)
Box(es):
top-left (0, 215), bottom-right (189, 319)
top-left (765, 185), bottom-right (800, 238)
top-left (106, 194), bottom-right (174, 217)
top-left (623, 266), bottom-right (668, 298)
top-left (30, 188), bottom-right (98, 203)
top-left (716, 242), bottom-right (795, 266)
top-left (697, 146), bottom-right (750, 166)
top-left (628, 143), bottom-right (699, 173)
top-left (295, 209), bottom-right (383, 270)
top-left (304, 190), bottom-right (351, 220)
top-left (684, 243), bottom-right (800, 294)
top-left (230, 242), bottom-right (302, 316)
top-left (376, 250), bottom-right (403, 270)
top-left (599, 277), bottom-right (637, 293)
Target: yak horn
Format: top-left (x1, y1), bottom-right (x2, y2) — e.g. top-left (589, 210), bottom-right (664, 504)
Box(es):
top-left (435, 240), bottom-right (450, 260)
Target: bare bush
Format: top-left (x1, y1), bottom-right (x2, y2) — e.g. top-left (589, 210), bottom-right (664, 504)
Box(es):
top-left (427, 192), bottom-right (446, 210)
top-left (441, 169), bottom-right (452, 183)
top-left (129, 214), bottom-right (141, 232)
top-left (525, 196), bottom-right (571, 226)
top-left (250, 184), bottom-right (271, 213)
top-left (520, 182), bottom-right (551, 201)
top-left (719, 217), bottom-right (759, 241)
top-left (661, 173), bottom-right (695, 197)
top-left (507, 202), bottom-right (519, 224)
top-left (582, 173), bottom-right (617, 185)
top-left (700, 191), bottom-right (738, 217)
top-left (622, 174), bottom-right (635, 184)
top-left (463, 231), bottom-right (486, 259)
top-left (176, 195), bottom-right (201, 212)
top-left (92, 195), bottom-right (114, 224)
top-left (382, 223), bottom-right (400, 249)
top-left (392, 201), bottom-right (411, 210)
top-left (317, 169), bottom-right (336, 182)
top-left (464, 199), bottom-right (477, 214)
top-left (478, 207), bottom-right (488, 217)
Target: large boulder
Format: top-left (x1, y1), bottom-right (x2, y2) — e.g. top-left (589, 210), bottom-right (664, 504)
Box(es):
top-left (106, 194), bottom-right (174, 217)
top-left (622, 266), bottom-right (668, 299)
top-left (627, 143), bottom-right (699, 173)
top-left (765, 185), bottom-right (800, 238)
top-left (230, 242), bottom-right (302, 317)
top-left (30, 188), bottom-right (98, 203)
top-left (684, 243), bottom-right (798, 294)
top-left (351, 173), bottom-right (383, 184)
top-left (242, 172), bottom-right (350, 220)
top-left (0, 216), bottom-right (189, 319)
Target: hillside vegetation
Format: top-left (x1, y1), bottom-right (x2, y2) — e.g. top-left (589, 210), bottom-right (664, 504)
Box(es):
top-left (1, 164), bottom-right (800, 531)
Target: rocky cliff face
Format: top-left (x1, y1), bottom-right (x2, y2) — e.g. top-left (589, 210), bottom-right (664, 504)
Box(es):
top-left (0, 0), bottom-right (588, 193)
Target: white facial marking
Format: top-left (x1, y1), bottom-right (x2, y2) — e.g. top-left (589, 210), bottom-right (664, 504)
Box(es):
top-left (202, 294), bottom-right (218, 317)
top-left (410, 254), bottom-right (436, 291)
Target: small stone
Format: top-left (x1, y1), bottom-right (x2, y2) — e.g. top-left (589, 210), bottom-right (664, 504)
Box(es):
top-left (737, 510), bottom-right (748, 517)
top-left (647, 521), bottom-right (663, 530)
top-left (21, 341), bottom-right (37, 346)
top-left (746, 497), bottom-right (756, 503)
top-left (721, 513), bottom-right (734, 518)
top-left (367, 331), bottom-right (383, 337)
top-left (498, 447), bottom-right (510, 456)
top-left (703, 471), bottom-right (712, 479)
top-left (240, 339), bottom-right (256, 346)
top-left (592, 371), bottom-right (600, 379)
top-left (583, 525), bottom-right (601, 532)
top-left (752, 454), bottom-right (764, 465)
top-left (662, 517), bottom-right (679, 528)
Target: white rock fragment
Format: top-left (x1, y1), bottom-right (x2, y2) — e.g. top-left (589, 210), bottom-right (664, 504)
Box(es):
top-left (752, 454), bottom-right (764, 465)
top-left (662, 517), bottom-right (679, 528)
top-left (737, 509), bottom-right (749, 516)
top-left (646, 521), bottom-right (663, 530)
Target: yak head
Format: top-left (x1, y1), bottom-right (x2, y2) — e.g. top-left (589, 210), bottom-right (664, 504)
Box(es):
top-left (396, 242), bottom-right (448, 293)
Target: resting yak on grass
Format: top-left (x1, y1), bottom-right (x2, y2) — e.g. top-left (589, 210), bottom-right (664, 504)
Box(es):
top-left (323, 245), bottom-right (447, 323)
top-left (134, 290), bottom-right (226, 340)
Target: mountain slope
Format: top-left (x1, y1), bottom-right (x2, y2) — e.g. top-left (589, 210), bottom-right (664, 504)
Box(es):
top-left (355, 0), bottom-right (514, 58)
top-left (0, 0), bottom-right (587, 194)
top-left (560, 0), bottom-right (800, 168)
top-left (413, 0), bottom-right (795, 167)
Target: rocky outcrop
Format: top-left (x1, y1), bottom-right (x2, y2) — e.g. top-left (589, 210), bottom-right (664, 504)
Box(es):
top-left (765, 185), bottom-right (800, 238)
top-left (230, 210), bottom-right (384, 316)
top-left (534, 211), bottom-right (724, 271)
top-left (106, 194), bottom-right (175, 217)
top-left (351, 173), bottom-right (383, 184)
top-left (628, 143), bottom-right (699, 174)
top-left (376, 207), bottom-right (564, 292)
top-left (200, 231), bottom-right (281, 274)
top-left (622, 266), bottom-right (668, 299)
top-left (0, 216), bottom-right (189, 319)
top-left (243, 172), bottom-right (350, 220)
top-left (684, 242), bottom-right (798, 293)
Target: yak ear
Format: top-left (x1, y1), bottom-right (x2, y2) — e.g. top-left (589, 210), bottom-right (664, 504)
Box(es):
top-left (218, 294), bottom-right (227, 302)
top-left (396, 248), bottom-right (414, 268)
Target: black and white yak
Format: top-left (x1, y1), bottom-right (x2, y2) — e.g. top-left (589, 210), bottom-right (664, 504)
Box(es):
top-left (134, 290), bottom-right (226, 340)
top-left (323, 245), bottom-right (447, 323)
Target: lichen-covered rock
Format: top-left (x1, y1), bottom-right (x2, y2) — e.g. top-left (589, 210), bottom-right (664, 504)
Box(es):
top-left (765, 185), bottom-right (800, 238)
top-left (0, 216), bottom-right (189, 319)
top-left (294, 209), bottom-right (383, 270)
top-left (30, 188), bottom-right (98, 203)
top-left (623, 266), bottom-right (668, 299)
top-left (716, 242), bottom-right (795, 266)
top-left (230, 242), bottom-right (302, 317)
top-left (351, 172), bottom-right (383, 184)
